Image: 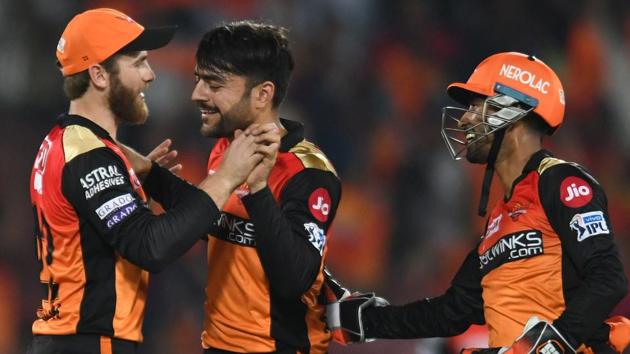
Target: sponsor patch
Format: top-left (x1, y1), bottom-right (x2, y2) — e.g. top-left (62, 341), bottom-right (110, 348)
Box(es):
top-left (570, 211), bottom-right (609, 241)
top-left (499, 64), bottom-right (551, 94)
top-left (80, 165), bottom-right (126, 199)
top-left (304, 222), bottom-right (326, 255)
top-left (484, 214), bottom-right (503, 239)
top-left (213, 212), bottom-right (256, 247)
top-left (560, 176), bottom-right (592, 208)
top-left (127, 168), bottom-right (142, 190)
top-left (96, 193), bottom-right (136, 220)
top-left (308, 188), bottom-right (332, 222)
top-left (33, 137), bottom-right (52, 195)
top-left (105, 201), bottom-right (138, 229)
top-left (478, 230), bottom-right (543, 275)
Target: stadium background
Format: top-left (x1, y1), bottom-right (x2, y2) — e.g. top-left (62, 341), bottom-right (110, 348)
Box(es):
top-left (2, 0), bottom-right (630, 353)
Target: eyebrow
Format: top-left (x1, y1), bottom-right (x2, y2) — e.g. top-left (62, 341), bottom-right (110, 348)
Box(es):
top-left (132, 53), bottom-right (148, 64)
top-left (194, 70), bottom-right (228, 83)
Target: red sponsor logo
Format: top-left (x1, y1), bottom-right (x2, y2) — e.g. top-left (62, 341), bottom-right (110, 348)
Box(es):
top-left (560, 176), bottom-right (592, 208)
top-left (308, 188), bottom-right (331, 222)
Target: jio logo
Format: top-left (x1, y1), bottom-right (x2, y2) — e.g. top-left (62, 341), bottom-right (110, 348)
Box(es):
top-left (308, 188), bottom-right (332, 222)
top-left (560, 176), bottom-right (592, 208)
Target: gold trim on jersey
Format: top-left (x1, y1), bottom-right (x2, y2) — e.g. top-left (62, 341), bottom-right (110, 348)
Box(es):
top-left (538, 157), bottom-right (566, 175)
top-left (63, 125), bottom-right (106, 162)
top-left (290, 140), bottom-right (338, 177)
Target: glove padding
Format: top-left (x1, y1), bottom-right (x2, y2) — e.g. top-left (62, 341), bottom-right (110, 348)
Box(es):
top-left (504, 316), bottom-right (576, 354)
top-left (460, 348), bottom-right (502, 354)
top-left (462, 317), bottom-right (576, 354)
top-left (325, 291), bottom-right (389, 344)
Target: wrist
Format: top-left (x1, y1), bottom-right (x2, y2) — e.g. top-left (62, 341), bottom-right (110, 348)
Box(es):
top-left (248, 181), bottom-right (267, 194)
top-left (212, 169), bottom-right (240, 192)
top-left (138, 159), bottom-right (153, 181)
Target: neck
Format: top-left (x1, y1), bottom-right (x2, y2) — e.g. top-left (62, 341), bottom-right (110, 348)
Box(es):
top-left (68, 94), bottom-right (118, 139)
top-left (229, 110), bottom-right (286, 141)
top-left (494, 130), bottom-right (541, 196)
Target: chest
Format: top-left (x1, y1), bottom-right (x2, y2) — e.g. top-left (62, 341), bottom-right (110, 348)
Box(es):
top-left (477, 173), bottom-right (559, 276)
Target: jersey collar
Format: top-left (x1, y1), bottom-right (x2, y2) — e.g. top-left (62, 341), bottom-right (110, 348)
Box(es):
top-left (504, 149), bottom-right (553, 202)
top-left (58, 114), bottom-right (114, 142)
top-left (522, 149), bottom-right (554, 174)
top-left (279, 118), bottom-right (305, 152)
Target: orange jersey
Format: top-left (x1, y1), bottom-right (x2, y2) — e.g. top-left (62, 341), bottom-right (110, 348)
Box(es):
top-left (30, 115), bottom-right (148, 341)
top-left (202, 119), bottom-right (341, 353)
top-left (365, 150), bottom-right (626, 351)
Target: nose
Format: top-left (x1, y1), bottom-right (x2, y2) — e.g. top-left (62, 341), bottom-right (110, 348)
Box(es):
top-left (143, 63), bottom-right (156, 83)
top-left (191, 80), bottom-right (208, 102)
top-left (458, 110), bottom-right (478, 128)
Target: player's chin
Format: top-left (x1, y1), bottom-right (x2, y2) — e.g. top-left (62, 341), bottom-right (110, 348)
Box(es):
top-left (465, 146), bottom-right (489, 164)
top-left (200, 124), bottom-right (222, 138)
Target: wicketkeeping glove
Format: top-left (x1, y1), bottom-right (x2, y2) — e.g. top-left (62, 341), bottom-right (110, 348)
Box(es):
top-left (461, 316), bottom-right (576, 354)
top-left (321, 268), bottom-right (389, 344)
top-left (326, 292), bottom-right (389, 344)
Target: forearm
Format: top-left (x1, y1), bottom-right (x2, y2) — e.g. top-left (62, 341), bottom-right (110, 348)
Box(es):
top-left (142, 163), bottom-right (200, 208)
top-left (365, 290), bottom-right (483, 339)
top-left (242, 187), bottom-right (321, 298)
top-left (553, 244), bottom-right (627, 344)
top-left (112, 189), bottom-right (219, 272)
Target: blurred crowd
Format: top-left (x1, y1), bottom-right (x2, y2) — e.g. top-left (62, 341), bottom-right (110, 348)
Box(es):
top-left (2, 0), bottom-right (630, 353)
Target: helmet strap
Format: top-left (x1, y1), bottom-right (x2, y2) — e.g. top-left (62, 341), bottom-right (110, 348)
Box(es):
top-left (478, 127), bottom-right (506, 217)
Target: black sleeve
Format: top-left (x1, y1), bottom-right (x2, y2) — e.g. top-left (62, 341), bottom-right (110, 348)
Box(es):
top-left (62, 147), bottom-right (220, 272)
top-left (364, 248), bottom-right (485, 338)
top-left (142, 162), bottom-right (195, 209)
top-left (241, 168), bottom-right (341, 299)
top-left (538, 163), bottom-right (627, 345)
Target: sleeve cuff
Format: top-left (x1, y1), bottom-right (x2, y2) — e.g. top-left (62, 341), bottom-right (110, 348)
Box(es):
top-left (242, 186), bottom-right (275, 212)
top-left (141, 162), bottom-right (162, 198)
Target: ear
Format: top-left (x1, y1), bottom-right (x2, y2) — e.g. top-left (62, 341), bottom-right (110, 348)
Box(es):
top-left (251, 81), bottom-right (275, 109)
top-left (87, 64), bottom-right (110, 90)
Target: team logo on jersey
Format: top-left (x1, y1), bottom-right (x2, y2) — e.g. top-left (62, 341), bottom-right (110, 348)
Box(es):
top-left (570, 211), bottom-right (609, 242)
top-left (308, 188), bottom-right (331, 222)
top-left (304, 222), bottom-right (326, 255)
top-left (560, 176), bottom-right (592, 208)
top-left (508, 202), bottom-right (529, 220)
top-left (80, 165), bottom-right (126, 199)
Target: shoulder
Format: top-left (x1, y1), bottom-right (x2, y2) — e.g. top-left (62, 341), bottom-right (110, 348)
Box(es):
top-left (537, 156), bottom-right (605, 208)
top-left (62, 125), bottom-right (106, 163)
top-left (287, 140), bottom-right (338, 177)
top-left (538, 156), bottom-right (600, 186)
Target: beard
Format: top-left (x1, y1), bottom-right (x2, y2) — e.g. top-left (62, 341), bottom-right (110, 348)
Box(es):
top-left (465, 134), bottom-right (493, 164)
top-left (200, 93), bottom-right (253, 138)
top-left (108, 74), bottom-right (148, 125)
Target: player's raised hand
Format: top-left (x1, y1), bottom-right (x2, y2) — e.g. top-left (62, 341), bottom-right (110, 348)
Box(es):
top-left (244, 123), bottom-right (281, 193)
top-left (146, 139), bottom-right (182, 175)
